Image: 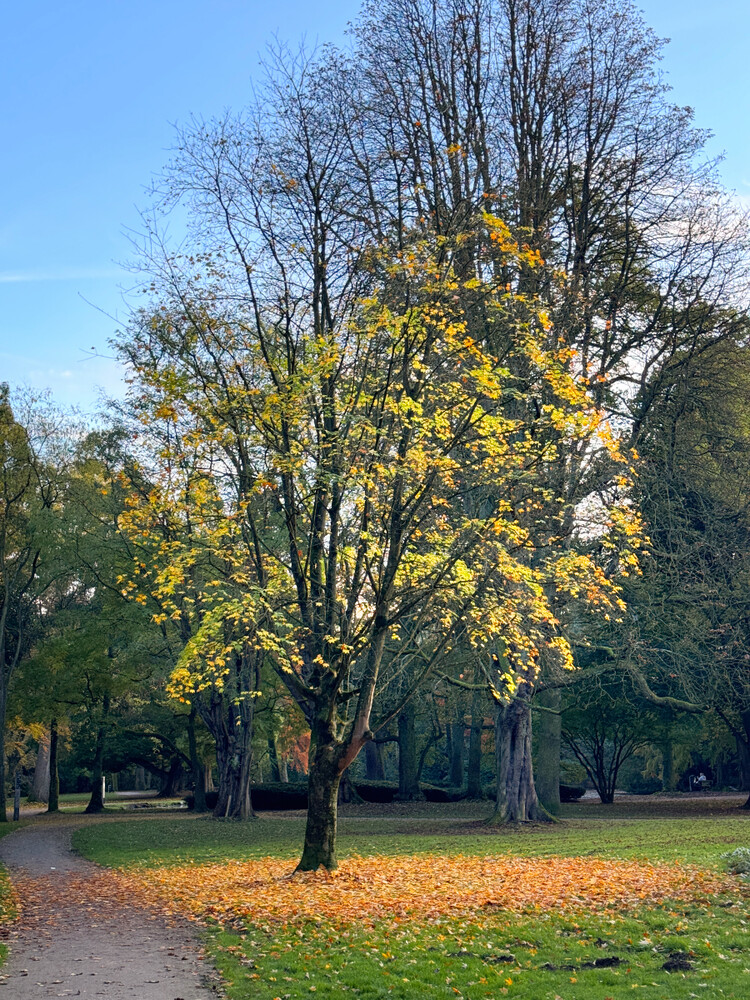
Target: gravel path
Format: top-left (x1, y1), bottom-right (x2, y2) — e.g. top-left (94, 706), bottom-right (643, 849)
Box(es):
top-left (0, 820), bottom-right (222, 999)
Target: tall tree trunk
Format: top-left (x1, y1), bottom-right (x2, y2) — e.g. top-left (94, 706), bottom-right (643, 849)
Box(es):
top-left (0, 689), bottom-right (7, 822)
top-left (204, 761), bottom-right (215, 791)
top-left (534, 689), bottom-right (561, 815)
top-left (158, 757), bottom-right (185, 797)
top-left (85, 694), bottom-right (110, 814)
top-left (187, 704), bottom-right (207, 812)
top-left (490, 687), bottom-right (551, 824)
top-left (47, 717), bottom-right (59, 813)
top-left (213, 730), bottom-right (254, 819)
top-left (449, 719), bottom-right (465, 789)
top-left (397, 702), bottom-right (422, 800)
top-left (268, 736), bottom-right (282, 782)
top-left (197, 654), bottom-right (258, 820)
top-left (31, 731), bottom-right (51, 803)
top-left (297, 735), bottom-right (344, 871)
top-left (364, 739), bottom-right (386, 781)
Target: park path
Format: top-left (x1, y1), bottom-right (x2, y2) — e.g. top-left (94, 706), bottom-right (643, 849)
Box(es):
top-left (0, 819), bottom-right (222, 999)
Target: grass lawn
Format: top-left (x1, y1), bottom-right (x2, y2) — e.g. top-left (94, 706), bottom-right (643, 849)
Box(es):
top-left (73, 796), bottom-right (750, 1000)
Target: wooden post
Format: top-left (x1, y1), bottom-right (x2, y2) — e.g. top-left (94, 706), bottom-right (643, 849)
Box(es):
top-left (13, 771), bottom-right (20, 821)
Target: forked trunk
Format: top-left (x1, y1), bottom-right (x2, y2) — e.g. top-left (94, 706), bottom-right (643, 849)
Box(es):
top-left (214, 736), bottom-right (254, 819)
top-left (490, 689), bottom-right (551, 824)
top-left (297, 741), bottom-right (343, 871)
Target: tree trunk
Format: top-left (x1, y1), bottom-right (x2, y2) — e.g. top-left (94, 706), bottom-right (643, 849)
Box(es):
top-left (297, 738), bottom-right (343, 871)
top-left (196, 655), bottom-right (258, 820)
top-left (397, 702), bottom-right (422, 800)
top-left (0, 689), bottom-right (7, 822)
top-left (661, 738), bottom-right (675, 792)
top-left (158, 757), bottom-right (186, 797)
top-left (135, 766), bottom-right (146, 791)
top-left (31, 731), bottom-right (51, 803)
top-left (268, 736), bottom-right (282, 782)
top-left (213, 734), bottom-right (254, 819)
top-left (187, 704), bottom-right (208, 812)
top-left (364, 739), bottom-right (386, 781)
top-left (467, 678), bottom-right (485, 799)
top-left (85, 695), bottom-right (110, 814)
top-left (47, 718), bottom-right (59, 813)
top-left (449, 719), bottom-right (465, 789)
top-left (534, 688), bottom-right (561, 815)
top-left (737, 711), bottom-right (750, 807)
top-left (489, 688), bottom-right (551, 824)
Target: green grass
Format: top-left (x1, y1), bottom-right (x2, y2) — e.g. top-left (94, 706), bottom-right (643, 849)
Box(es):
top-left (72, 798), bottom-right (750, 999)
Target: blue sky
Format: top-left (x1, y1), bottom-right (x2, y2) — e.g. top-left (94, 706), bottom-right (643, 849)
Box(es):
top-left (2, 1), bottom-right (748, 413)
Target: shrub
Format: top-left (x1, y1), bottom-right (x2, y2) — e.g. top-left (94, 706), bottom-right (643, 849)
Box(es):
top-left (721, 847), bottom-right (750, 877)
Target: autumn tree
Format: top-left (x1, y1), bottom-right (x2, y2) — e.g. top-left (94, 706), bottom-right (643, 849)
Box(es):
top-left (118, 192), bottom-right (640, 867)
top-left (344, 0), bottom-right (749, 808)
top-left (616, 340), bottom-right (750, 802)
top-left (0, 387), bottom-right (70, 821)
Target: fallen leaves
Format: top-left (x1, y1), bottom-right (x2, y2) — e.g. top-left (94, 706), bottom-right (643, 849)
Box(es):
top-left (113, 853), bottom-right (733, 930)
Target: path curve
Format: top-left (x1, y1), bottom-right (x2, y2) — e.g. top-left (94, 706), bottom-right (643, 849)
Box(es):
top-left (0, 819), bottom-right (222, 999)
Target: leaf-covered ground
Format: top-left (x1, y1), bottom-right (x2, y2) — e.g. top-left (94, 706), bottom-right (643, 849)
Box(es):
top-left (118, 852), bottom-right (728, 927)
top-left (71, 802), bottom-right (750, 999)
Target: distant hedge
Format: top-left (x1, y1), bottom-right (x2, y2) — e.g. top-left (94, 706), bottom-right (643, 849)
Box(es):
top-left (186, 780), bottom-right (470, 810)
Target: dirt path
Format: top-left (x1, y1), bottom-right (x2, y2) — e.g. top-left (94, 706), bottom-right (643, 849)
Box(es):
top-left (0, 819), bottom-right (222, 999)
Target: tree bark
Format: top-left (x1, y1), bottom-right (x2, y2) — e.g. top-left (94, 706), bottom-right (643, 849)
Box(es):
top-left (268, 736), bottom-right (283, 783)
top-left (449, 719), bottom-right (465, 789)
top-left (467, 677), bottom-right (485, 799)
top-left (85, 694), bottom-right (110, 814)
top-left (534, 688), bottom-right (561, 815)
top-left (489, 687), bottom-right (551, 824)
top-left (187, 703), bottom-right (207, 812)
top-left (158, 757), bottom-right (186, 797)
top-left (196, 654), bottom-right (258, 820)
top-left (31, 731), bottom-right (51, 803)
top-left (47, 717), bottom-right (59, 813)
top-left (0, 689), bottom-right (7, 822)
top-left (397, 702), bottom-right (422, 800)
top-left (364, 738), bottom-right (386, 781)
top-left (297, 737), bottom-right (344, 871)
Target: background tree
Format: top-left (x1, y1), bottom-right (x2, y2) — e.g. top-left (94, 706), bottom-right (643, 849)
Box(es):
top-left (0, 387), bottom-right (69, 821)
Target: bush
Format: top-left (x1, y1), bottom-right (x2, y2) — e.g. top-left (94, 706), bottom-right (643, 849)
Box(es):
top-left (559, 784), bottom-right (586, 802)
top-left (624, 774), bottom-right (662, 796)
top-left (721, 847), bottom-right (750, 877)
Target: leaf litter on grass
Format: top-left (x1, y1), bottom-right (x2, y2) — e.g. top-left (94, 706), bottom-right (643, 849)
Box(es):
top-left (113, 853), bottom-right (736, 929)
